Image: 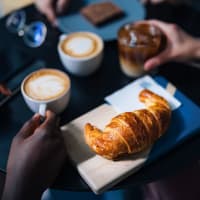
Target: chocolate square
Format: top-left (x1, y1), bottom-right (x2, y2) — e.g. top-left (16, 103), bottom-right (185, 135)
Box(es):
top-left (81, 1), bottom-right (124, 26)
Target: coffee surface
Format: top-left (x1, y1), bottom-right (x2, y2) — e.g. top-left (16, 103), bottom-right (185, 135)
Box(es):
top-left (24, 69), bottom-right (69, 101)
top-left (61, 32), bottom-right (102, 58)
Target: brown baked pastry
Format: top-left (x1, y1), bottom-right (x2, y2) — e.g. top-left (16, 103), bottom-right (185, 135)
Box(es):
top-left (84, 89), bottom-right (171, 160)
top-left (80, 1), bottom-right (124, 26)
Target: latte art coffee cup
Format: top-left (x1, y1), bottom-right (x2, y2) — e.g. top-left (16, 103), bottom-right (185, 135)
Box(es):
top-left (24, 69), bottom-right (69, 101)
top-left (21, 69), bottom-right (71, 115)
top-left (58, 32), bottom-right (104, 76)
top-left (61, 32), bottom-right (102, 58)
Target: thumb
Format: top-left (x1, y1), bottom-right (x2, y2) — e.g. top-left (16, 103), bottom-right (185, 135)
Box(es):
top-left (17, 114), bottom-right (41, 139)
top-left (56, 0), bottom-right (70, 14)
top-left (144, 49), bottom-right (170, 71)
top-left (39, 110), bottom-right (59, 136)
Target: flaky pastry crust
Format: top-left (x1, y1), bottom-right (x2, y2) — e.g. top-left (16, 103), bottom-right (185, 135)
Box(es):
top-left (84, 89), bottom-right (171, 160)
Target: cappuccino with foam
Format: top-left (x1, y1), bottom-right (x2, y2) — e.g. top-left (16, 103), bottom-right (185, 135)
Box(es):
top-left (61, 32), bottom-right (102, 58)
top-left (58, 32), bottom-right (104, 76)
top-left (23, 69), bottom-right (70, 101)
top-left (21, 69), bottom-right (71, 114)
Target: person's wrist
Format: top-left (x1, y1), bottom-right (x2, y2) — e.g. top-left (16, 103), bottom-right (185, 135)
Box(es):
top-left (180, 38), bottom-right (200, 61)
top-left (182, 38), bottom-right (200, 68)
top-left (192, 39), bottom-right (200, 59)
top-left (2, 173), bottom-right (42, 200)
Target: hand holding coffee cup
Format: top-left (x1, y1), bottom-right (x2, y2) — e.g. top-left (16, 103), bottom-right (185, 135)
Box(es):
top-left (118, 21), bottom-right (166, 77)
top-left (58, 32), bottom-right (104, 76)
top-left (21, 69), bottom-right (71, 116)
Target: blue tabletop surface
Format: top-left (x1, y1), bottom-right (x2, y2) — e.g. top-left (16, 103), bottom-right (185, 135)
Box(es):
top-left (57, 0), bottom-right (145, 41)
top-left (146, 76), bottom-right (200, 165)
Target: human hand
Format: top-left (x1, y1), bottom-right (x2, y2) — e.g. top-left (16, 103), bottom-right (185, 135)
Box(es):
top-left (140, 0), bottom-right (181, 5)
top-left (143, 20), bottom-right (200, 70)
top-left (34, 0), bottom-right (70, 25)
top-left (2, 111), bottom-right (66, 200)
top-left (0, 83), bottom-right (12, 96)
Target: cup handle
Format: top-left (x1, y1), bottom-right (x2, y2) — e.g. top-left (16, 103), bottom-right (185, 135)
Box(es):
top-left (59, 34), bottom-right (67, 42)
top-left (39, 103), bottom-right (47, 117)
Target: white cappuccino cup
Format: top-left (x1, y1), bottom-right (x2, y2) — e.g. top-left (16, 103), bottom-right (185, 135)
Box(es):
top-left (21, 68), bottom-right (71, 116)
top-left (58, 32), bottom-right (104, 76)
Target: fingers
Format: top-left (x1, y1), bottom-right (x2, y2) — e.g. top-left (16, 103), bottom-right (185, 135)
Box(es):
top-left (34, 0), bottom-right (70, 25)
top-left (56, 0), bottom-right (70, 14)
top-left (39, 110), bottom-right (60, 136)
top-left (142, 20), bottom-right (172, 70)
top-left (35, 0), bottom-right (56, 25)
top-left (45, 3), bottom-right (57, 25)
top-left (148, 20), bottom-right (168, 30)
top-left (150, 0), bottom-right (166, 4)
top-left (144, 49), bottom-right (169, 70)
top-left (140, 0), bottom-right (165, 4)
top-left (147, 20), bottom-right (172, 36)
top-left (0, 84), bottom-right (12, 96)
top-left (17, 114), bottom-right (41, 139)
top-left (142, 20), bottom-right (178, 44)
top-left (44, 0), bottom-right (70, 25)
top-left (140, 0), bottom-right (149, 4)
top-left (17, 111), bottom-right (58, 140)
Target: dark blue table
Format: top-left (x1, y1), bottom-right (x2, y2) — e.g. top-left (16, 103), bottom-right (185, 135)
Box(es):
top-left (0, 3), bottom-right (200, 192)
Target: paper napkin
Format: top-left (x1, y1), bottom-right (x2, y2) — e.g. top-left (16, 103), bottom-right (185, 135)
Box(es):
top-left (105, 75), bottom-right (181, 113)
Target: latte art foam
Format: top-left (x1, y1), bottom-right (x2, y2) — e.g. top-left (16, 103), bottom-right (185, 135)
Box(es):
top-left (24, 70), bottom-right (69, 101)
top-left (61, 32), bottom-right (102, 58)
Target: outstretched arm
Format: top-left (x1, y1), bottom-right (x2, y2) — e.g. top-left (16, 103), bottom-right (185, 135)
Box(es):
top-left (2, 111), bottom-right (66, 200)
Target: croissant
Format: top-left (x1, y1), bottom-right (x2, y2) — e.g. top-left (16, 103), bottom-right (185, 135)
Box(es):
top-left (84, 89), bottom-right (171, 160)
